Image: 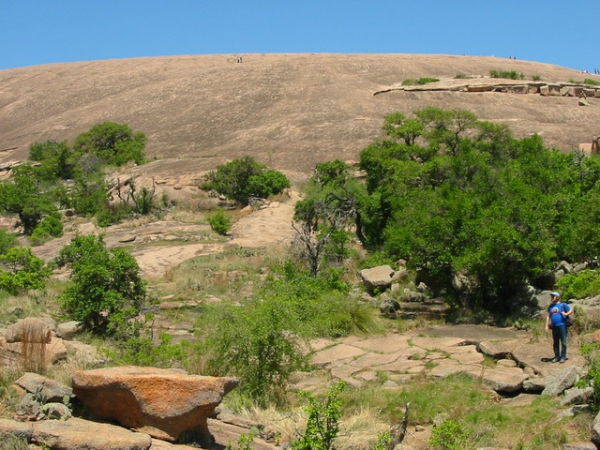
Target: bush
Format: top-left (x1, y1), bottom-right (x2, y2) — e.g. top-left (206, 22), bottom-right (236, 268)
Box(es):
top-left (291, 381), bottom-right (345, 450)
top-left (108, 332), bottom-right (195, 368)
top-left (401, 78), bottom-right (439, 86)
top-left (579, 343), bottom-right (600, 413)
top-left (207, 209), bottom-right (232, 235)
top-left (556, 270), bottom-right (600, 300)
top-left (201, 156), bottom-right (290, 206)
top-left (96, 205), bottom-right (126, 227)
top-left (74, 122), bottom-right (146, 166)
top-left (56, 235), bottom-right (146, 335)
top-left (429, 419), bottom-right (471, 450)
top-left (28, 140), bottom-right (77, 181)
top-left (0, 248), bottom-right (52, 295)
top-left (0, 164), bottom-right (57, 235)
top-left (29, 212), bottom-right (64, 245)
top-left (584, 78), bottom-right (600, 86)
top-left (0, 229), bottom-right (19, 255)
top-left (196, 266), bottom-right (377, 405)
top-left (489, 70), bottom-right (524, 80)
top-left (417, 77), bottom-right (440, 85)
top-left (200, 297), bottom-right (308, 406)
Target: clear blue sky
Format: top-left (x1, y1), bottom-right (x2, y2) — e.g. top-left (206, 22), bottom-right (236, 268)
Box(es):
top-left (2, 1), bottom-right (599, 72)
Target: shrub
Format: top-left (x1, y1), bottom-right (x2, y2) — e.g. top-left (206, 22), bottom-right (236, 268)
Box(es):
top-left (489, 70), bottom-right (524, 80)
top-left (401, 79), bottom-right (418, 86)
top-left (454, 74), bottom-right (468, 79)
top-left (291, 381), bottom-right (345, 450)
top-left (0, 229), bottom-right (19, 255)
top-left (579, 342), bottom-right (600, 413)
top-left (199, 296), bottom-right (308, 406)
top-left (29, 212), bottom-right (64, 245)
top-left (429, 419), bottom-right (471, 450)
top-left (556, 270), bottom-right (600, 300)
top-left (532, 75), bottom-right (541, 81)
top-left (567, 78), bottom-right (600, 85)
top-left (74, 122), bottom-right (146, 166)
top-left (28, 139), bottom-right (77, 181)
top-left (402, 78), bottom-right (439, 86)
top-left (96, 205), bottom-right (126, 227)
top-left (196, 266), bottom-right (375, 405)
top-left (56, 235), bottom-right (146, 335)
top-left (72, 176), bottom-right (110, 216)
top-left (108, 332), bottom-right (194, 368)
top-left (207, 209), bottom-right (232, 235)
top-left (201, 156), bottom-right (290, 206)
top-left (0, 164), bottom-right (57, 235)
top-left (417, 77), bottom-right (440, 85)
top-left (0, 248), bottom-right (52, 295)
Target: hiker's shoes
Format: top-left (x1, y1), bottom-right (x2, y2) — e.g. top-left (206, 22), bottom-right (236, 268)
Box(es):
top-left (551, 357), bottom-right (560, 363)
top-left (560, 358), bottom-right (567, 364)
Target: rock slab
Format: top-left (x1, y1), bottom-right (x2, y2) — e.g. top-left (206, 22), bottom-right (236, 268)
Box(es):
top-left (71, 366), bottom-right (238, 445)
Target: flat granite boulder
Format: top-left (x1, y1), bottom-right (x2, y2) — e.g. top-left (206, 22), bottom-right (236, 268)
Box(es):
top-left (0, 417), bottom-right (152, 450)
top-left (71, 366), bottom-right (238, 445)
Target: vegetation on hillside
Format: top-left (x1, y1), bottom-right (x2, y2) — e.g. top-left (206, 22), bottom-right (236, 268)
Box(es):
top-left (55, 234), bottom-right (147, 335)
top-left (0, 122), bottom-right (157, 236)
top-left (489, 69), bottom-right (525, 80)
top-left (297, 107), bottom-right (600, 320)
top-left (201, 156), bottom-right (290, 206)
top-left (2, 108), bottom-right (600, 449)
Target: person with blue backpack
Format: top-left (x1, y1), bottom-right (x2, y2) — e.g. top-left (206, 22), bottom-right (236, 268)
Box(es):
top-left (545, 291), bottom-right (573, 363)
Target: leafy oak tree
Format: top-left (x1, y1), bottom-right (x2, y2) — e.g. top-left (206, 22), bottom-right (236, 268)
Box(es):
top-left (73, 122), bottom-right (147, 166)
top-left (0, 164), bottom-right (58, 235)
top-left (56, 235), bottom-right (146, 334)
top-left (201, 156), bottom-right (290, 206)
top-left (0, 247), bottom-right (52, 295)
top-left (355, 108), bottom-right (600, 316)
top-left (296, 108), bottom-right (600, 318)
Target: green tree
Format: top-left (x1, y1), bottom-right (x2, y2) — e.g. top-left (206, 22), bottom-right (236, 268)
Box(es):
top-left (28, 140), bottom-right (77, 181)
top-left (355, 108), bottom-right (600, 317)
top-left (30, 211), bottom-right (64, 246)
top-left (56, 235), bottom-right (146, 334)
top-left (0, 247), bottom-right (52, 295)
top-left (73, 122), bottom-right (146, 166)
top-left (293, 161), bottom-right (367, 274)
top-left (0, 165), bottom-right (58, 235)
top-left (71, 174), bottom-right (110, 216)
top-left (0, 229), bottom-right (19, 255)
top-left (201, 156), bottom-right (290, 206)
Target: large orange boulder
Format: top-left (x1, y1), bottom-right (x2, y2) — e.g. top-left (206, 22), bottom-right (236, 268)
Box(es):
top-left (71, 366), bottom-right (238, 446)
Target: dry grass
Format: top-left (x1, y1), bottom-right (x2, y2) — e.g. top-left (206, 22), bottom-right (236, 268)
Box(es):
top-left (18, 319), bottom-right (51, 374)
top-left (230, 398), bottom-right (399, 449)
top-left (155, 248), bottom-right (271, 302)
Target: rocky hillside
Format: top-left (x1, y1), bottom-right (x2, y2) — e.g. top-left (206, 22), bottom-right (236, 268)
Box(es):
top-left (1, 54), bottom-right (598, 184)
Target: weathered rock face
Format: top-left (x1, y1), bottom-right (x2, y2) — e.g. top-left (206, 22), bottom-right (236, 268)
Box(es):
top-left (5, 317), bottom-right (52, 344)
top-left (0, 417), bottom-right (153, 450)
top-left (71, 366), bottom-right (238, 445)
top-left (14, 372), bottom-right (73, 403)
top-left (360, 265), bottom-right (395, 294)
